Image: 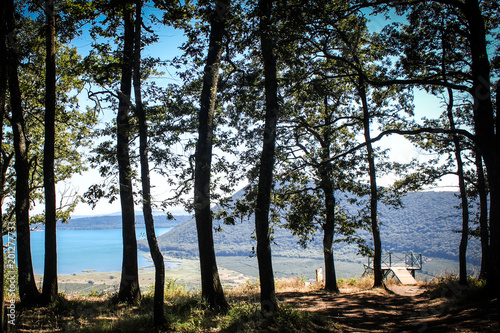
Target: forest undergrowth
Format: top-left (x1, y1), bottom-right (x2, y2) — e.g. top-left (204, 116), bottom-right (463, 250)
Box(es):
top-left (7, 275), bottom-right (498, 332)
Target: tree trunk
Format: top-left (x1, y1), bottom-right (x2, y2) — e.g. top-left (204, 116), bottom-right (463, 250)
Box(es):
top-left (255, 0), bottom-right (279, 313)
top-left (117, 2), bottom-right (140, 304)
top-left (133, 0), bottom-right (166, 325)
top-left (462, 0), bottom-right (499, 299)
top-left (318, 118), bottom-right (339, 293)
top-left (359, 78), bottom-right (383, 288)
top-left (193, 0), bottom-right (229, 313)
top-left (445, 88), bottom-right (469, 285)
top-left (320, 173), bottom-right (339, 293)
top-left (475, 148), bottom-right (489, 282)
top-left (41, 0), bottom-right (58, 304)
top-left (6, 0), bottom-right (41, 306)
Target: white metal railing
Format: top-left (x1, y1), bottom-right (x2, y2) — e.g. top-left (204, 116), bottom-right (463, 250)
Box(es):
top-left (366, 252), bottom-right (422, 270)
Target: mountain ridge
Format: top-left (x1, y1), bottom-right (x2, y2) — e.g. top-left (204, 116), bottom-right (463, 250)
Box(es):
top-left (40, 214), bottom-right (191, 230)
top-left (137, 191), bottom-right (482, 265)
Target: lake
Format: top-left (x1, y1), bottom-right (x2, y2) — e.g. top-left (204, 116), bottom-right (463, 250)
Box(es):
top-left (5, 228), bottom-right (174, 275)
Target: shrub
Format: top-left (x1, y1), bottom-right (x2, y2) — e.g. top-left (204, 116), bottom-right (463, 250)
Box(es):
top-left (220, 303), bottom-right (336, 332)
top-left (425, 273), bottom-right (486, 300)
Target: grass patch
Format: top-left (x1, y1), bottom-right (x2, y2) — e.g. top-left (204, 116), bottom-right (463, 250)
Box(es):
top-left (220, 303), bottom-right (337, 332)
top-left (337, 274), bottom-right (374, 290)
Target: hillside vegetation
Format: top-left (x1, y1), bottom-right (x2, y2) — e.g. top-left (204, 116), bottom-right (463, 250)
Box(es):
top-left (138, 191), bottom-right (481, 266)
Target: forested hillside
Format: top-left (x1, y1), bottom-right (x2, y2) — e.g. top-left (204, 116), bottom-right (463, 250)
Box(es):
top-left (375, 191), bottom-right (481, 264)
top-left (139, 191), bottom-right (481, 265)
top-left (38, 214), bottom-right (190, 230)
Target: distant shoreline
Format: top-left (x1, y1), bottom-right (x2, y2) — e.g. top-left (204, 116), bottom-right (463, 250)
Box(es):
top-left (32, 214), bottom-right (191, 231)
top-left (33, 252), bottom-right (480, 296)
top-left (37, 255), bottom-right (250, 294)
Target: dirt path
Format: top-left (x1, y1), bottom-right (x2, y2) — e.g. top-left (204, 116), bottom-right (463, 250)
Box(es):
top-left (278, 286), bottom-right (498, 332)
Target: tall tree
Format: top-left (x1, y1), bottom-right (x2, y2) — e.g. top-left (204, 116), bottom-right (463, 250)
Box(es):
top-left (405, 96), bottom-right (477, 285)
top-left (117, 1), bottom-right (140, 304)
top-left (331, 14), bottom-right (390, 288)
top-left (193, 0), bottom-right (229, 312)
top-left (6, 0), bottom-right (41, 306)
top-left (474, 148), bottom-right (489, 280)
top-left (443, 87), bottom-right (470, 285)
top-left (280, 3), bottom-right (408, 288)
top-left (275, 70), bottom-right (362, 293)
top-left (366, 0), bottom-right (499, 299)
top-left (41, 0), bottom-right (58, 304)
top-left (358, 76), bottom-right (383, 287)
top-left (461, 0), bottom-right (500, 302)
top-left (255, 0), bottom-right (279, 313)
top-left (134, 0), bottom-right (166, 325)
top-left (278, 93), bottom-right (355, 293)
top-left (1, 4), bottom-right (96, 310)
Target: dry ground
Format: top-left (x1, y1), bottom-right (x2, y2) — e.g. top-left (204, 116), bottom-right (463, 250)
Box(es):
top-left (279, 285), bottom-right (498, 332)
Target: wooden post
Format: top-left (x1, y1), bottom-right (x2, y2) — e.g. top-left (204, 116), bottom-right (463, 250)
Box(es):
top-left (316, 268), bottom-right (324, 283)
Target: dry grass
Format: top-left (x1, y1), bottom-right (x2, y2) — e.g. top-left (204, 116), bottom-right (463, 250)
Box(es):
top-left (227, 274), bottom-right (414, 299)
top-left (275, 276), bottom-right (322, 293)
top-left (337, 275), bottom-right (374, 291)
top-left (227, 276), bottom-right (323, 299)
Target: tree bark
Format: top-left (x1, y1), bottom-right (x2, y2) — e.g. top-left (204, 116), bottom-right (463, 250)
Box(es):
top-left (318, 113), bottom-right (339, 293)
top-left (444, 88), bottom-right (469, 285)
top-left (41, 0), bottom-right (58, 304)
top-left (359, 78), bottom-right (383, 288)
top-left (133, 0), bottom-right (166, 325)
top-left (117, 2), bottom-right (140, 304)
top-left (475, 148), bottom-right (489, 282)
top-left (255, 0), bottom-right (279, 313)
top-left (6, 0), bottom-right (41, 306)
top-left (193, 0), bottom-right (229, 312)
top-left (319, 165), bottom-right (339, 293)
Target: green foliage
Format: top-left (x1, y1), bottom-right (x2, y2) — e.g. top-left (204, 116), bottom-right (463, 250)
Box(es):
top-left (164, 277), bottom-right (191, 300)
top-left (282, 190), bottom-right (323, 249)
top-left (2, 12), bottom-right (98, 229)
top-left (348, 277), bottom-right (358, 286)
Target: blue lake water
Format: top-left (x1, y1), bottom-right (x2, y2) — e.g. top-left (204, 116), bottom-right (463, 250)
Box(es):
top-left (4, 228), bottom-right (173, 275)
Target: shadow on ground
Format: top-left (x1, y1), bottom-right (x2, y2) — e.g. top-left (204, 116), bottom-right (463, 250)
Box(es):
top-left (278, 286), bottom-right (498, 332)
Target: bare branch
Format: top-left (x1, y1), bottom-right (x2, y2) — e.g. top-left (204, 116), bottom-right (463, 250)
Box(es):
top-left (329, 127), bottom-right (476, 162)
